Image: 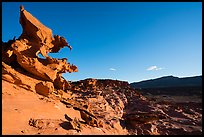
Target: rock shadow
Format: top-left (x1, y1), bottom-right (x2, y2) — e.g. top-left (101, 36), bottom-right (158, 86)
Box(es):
top-left (59, 121), bottom-right (73, 130)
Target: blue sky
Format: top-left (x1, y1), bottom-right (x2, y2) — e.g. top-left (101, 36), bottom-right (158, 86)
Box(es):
top-left (2, 2), bottom-right (202, 83)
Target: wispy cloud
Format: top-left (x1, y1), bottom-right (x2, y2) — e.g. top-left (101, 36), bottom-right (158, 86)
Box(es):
top-left (146, 66), bottom-right (164, 71)
top-left (109, 68), bottom-right (116, 71)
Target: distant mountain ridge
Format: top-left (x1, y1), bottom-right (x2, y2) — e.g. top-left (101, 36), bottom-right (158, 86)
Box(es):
top-left (130, 75), bottom-right (202, 89)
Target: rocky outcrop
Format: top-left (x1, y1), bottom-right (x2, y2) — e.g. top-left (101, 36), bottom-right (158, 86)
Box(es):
top-left (2, 5), bottom-right (77, 92)
top-left (2, 61), bottom-right (39, 92)
top-left (2, 6), bottom-right (202, 135)
top-left (68, 79), bottom-right (202, 135)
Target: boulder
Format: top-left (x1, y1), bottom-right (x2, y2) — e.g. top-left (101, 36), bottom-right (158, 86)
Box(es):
top-left (80, 110), bottom-right (103, 127)
top-left (54, 75), bottom-right (71, 90)
top-left (35, 81), bottom-right (54, 97)
top-left (63, 114), bottom-right (82, 131)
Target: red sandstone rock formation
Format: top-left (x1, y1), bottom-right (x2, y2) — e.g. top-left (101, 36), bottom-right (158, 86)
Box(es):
top-left (2, 6), bottom-right (202, 135)
top-left (5, 5), bottom-right (77, 86)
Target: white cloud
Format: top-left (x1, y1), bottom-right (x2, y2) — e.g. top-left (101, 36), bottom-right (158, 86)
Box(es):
top-left (147, 66), bottom-right (157, 71)
top-left (146, 66), bottom-right (164, 71)
top-left (109, 68), bottom-right (116, 71)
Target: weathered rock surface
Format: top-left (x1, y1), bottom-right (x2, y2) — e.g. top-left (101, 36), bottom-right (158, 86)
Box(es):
top-left (35, 81), bottom-right (54, 97)
top-left (68, 78), bottom-right (202, 135)
top-left (3, 5), bottom-right (77, 87)
top-left (2, 5), bottom-right (202, 135)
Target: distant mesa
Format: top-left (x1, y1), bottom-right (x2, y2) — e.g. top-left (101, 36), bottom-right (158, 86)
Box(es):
top-left (130, 75), bottom-right (202, 89)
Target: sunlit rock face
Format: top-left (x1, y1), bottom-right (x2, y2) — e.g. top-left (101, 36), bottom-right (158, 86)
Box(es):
top-left (2, 5), bottom-right (77, 91)
top-left (2, 6), bottom-right (202, 135)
